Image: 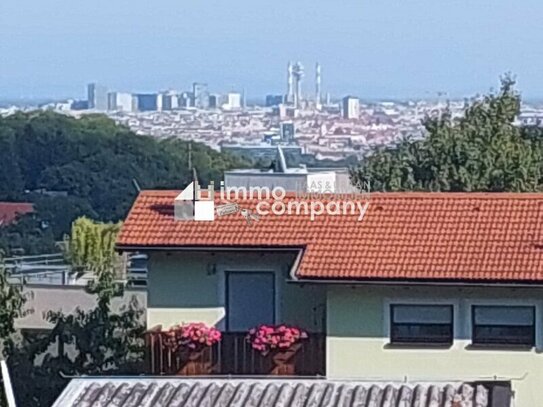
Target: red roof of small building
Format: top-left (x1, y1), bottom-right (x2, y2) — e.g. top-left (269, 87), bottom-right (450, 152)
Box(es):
top-left (0, 202), bottom-right (34, 226)
top-left (117, 191), bottom-right (543, 282)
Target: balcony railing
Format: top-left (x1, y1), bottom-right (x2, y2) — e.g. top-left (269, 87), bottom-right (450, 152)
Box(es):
top-left (145, 327), bottom-right (326, 376)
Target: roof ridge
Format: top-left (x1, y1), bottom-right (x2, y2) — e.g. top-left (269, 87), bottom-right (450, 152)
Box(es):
top-left (138, 190), bottom-right (543, 199)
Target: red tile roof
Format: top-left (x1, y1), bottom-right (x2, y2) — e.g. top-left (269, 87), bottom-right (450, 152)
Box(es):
top-left (0, 202), bottom-right (34, 226)
top-left (117, 191), bottom-right (543, 282)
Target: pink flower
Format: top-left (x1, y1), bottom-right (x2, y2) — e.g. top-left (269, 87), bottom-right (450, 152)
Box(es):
top-left (246, 324), bottom-right (309, 355)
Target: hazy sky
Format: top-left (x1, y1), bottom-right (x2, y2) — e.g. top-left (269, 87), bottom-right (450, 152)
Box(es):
top-left (1, 0), bottom-right (542, 100)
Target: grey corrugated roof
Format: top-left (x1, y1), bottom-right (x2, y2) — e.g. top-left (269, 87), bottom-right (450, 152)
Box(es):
top-left (52, 377), bottom-right (491, 407)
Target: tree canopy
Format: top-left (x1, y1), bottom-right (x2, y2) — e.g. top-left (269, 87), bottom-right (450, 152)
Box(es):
top-left (0, 111), bottom-right (248, 254)
top-left (351, 77), bottom-right (543, 192)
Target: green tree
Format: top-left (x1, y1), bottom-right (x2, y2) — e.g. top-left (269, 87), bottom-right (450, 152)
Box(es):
top-left (0, 111), bottom-right (249, 256)
top-left (3, 216), bottom-right (143, 406)
top-left (0, 260), bottom-right (25, 407)
top-left (351, 76), bottom-right (543, 192)
top-left (64, 217), bottom-right (122, 276)
top-left (0, 264), bottom-right (25, 342)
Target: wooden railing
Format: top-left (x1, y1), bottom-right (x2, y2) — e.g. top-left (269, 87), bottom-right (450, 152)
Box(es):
top-left (145, 328), bottom-right (326, 376)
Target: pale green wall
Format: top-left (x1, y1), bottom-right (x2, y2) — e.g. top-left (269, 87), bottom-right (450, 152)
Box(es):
top-left (146, 250), bottom-right (543, 404)
top-left (146, 250), bottom-right (326, 332)
top-left (327, 285), bottom-right (543, 406)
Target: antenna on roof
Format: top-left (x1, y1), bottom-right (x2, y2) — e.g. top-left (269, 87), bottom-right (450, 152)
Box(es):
top-left (131, 178), bottom-right (141, 193)
top-left (192, 166), bottom-right (199, 206)
top-left (276, 145), bottom-right (288, 173)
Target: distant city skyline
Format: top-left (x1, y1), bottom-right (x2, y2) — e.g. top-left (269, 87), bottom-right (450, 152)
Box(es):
top-left (1, 0), bottom-right (543, 100)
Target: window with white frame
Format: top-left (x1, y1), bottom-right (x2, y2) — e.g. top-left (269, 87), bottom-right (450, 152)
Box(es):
top-left (471, 305), bottom-right (535, 347)
top-left (390, 304), bottom-right (453, 345)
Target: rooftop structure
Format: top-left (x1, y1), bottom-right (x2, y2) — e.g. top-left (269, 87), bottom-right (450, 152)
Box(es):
top-left (224, 146), bottom-right (349, 193)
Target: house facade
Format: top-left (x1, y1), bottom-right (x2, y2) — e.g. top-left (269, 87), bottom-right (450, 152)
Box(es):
top-left (117, 191), bottom-right (543, 406)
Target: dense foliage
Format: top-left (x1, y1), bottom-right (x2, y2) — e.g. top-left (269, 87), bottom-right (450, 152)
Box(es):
top-left (0, 111), bottom-right (247, 254)
top-left (351, 77), bottom-right (543, 192)
top-left (0, 260), bottom-right (25, 407)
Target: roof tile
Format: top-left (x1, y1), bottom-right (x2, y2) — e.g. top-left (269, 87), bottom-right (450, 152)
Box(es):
top-left (117, 191), bottom-right (543, 282)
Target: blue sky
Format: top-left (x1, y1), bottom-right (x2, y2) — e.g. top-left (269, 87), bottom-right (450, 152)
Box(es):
top-left (1, 0), bottom-right (542, 100)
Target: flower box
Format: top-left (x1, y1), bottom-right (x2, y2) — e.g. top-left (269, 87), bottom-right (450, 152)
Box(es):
top-left (163, 322), bottom-right (221, 375)
top-left (246, 324), bottom-right (308, 375)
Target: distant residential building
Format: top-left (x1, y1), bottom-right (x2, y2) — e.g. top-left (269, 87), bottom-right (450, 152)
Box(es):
top-left (192, 82), bottom-right (209, 109)
top-left (265, 94), bottom-right (284, 107)
top-left (135, 94), bottom-right (159, 112)
top-left (223, 92), bottom-right (241, 110)
top-left (342, 96), bottom-right (360, 119)
top-left (280, 122), bottom-right (295, 142)
top-left (87, 83), bottom-right (108, 111)
top-left (107, 92), bottom-right (133, 112)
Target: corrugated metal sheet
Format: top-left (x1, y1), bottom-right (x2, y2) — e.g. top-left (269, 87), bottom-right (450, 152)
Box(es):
top-left (52, 378), bottom-right (491, 407)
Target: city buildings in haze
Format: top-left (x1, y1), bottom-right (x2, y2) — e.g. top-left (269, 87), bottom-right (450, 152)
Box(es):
top-left (87, 83), bottom-right (108, 111)
top-left (107, 92), bottom-right (133, 112)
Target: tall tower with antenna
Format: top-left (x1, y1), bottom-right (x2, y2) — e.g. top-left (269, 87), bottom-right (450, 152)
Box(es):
top-left (286, 62), bottom-right (294, 104)
top-left (315, 62), bottom-right (322, 110)
top-left (292, 62), bottom-right (304, 109)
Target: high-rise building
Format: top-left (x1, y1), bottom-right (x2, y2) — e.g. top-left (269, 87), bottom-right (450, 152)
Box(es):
top-left (107, 92), bottom-right (133, 112)
top-left (292, 62), bottom-right (304, 109)
top-left (286, 62), bottom-right (294, 104)
top-left (209, 94), bottom-right (222, 109)
top-left (87, 83), bottom-right (108, 111)
top-left (315, 63), bottom-right (322, 110)
top-left (160, 91), bottom-right (179, 111)
top-left (135, 94), bottom-right (159, 112)
top-left (192, 82), bottom-right (209, 109)
top-left (107, 93), bottom-right (116, 111)
top-left (223, 92), bottom-right (241, 110)
top-left (178, 92), bottom-right (194, 108)
top-left (342, 96), bottom-right (360, 119)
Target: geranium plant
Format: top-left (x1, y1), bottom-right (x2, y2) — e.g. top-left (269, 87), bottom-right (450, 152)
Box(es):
top-left (163, 322), bottom-right (221, 353)
top-left (246, 324), bottom-right (308, 355)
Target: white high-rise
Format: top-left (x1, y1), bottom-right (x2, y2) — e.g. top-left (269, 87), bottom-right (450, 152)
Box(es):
top-left (342, 96), bottom-right (360, 119)
top-left (315, 63), bottom-right (322, 109)
top-left (223, 93), bottom-right (241, 110)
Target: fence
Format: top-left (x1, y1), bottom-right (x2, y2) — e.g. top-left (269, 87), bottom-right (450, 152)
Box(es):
top-left (145, 327), bottom-right (326, 377)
